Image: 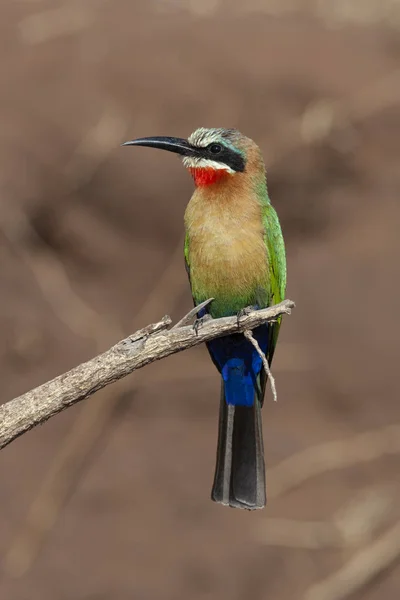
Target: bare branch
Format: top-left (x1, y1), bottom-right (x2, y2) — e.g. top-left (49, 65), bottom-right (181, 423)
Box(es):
top-left (0, 300), bottom-right (294, 451)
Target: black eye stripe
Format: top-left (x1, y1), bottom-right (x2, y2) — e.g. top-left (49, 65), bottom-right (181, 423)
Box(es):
top-left (199, 144), bottom-right (245, 172)
top-left (187, 140), bottom-right (246, 172)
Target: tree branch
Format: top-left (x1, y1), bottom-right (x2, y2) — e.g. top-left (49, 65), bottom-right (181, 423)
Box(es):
top-left (0, 299), bottom-right (294, 450)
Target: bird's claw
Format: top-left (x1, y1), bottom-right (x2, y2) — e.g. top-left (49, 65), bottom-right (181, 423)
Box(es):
top-left (193, 313), bottom-right (212, 335)
top-left (237, 305), bottom-right (257, 326)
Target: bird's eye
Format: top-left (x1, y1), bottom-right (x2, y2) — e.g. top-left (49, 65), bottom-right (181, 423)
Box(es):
top-left (209, 143), bottom-right (222, 155)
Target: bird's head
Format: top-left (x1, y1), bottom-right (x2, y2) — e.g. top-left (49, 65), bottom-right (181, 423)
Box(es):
top-left (122, 127), bottom-right (265, 187)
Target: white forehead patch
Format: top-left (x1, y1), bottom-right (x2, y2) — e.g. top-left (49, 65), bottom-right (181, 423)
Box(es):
top-left (188, 127), bottom-right (233, 148)
top-left (182, 156), bottom-right (234, 173)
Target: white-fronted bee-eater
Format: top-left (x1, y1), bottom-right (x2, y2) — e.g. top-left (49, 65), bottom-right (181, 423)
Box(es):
top-left (123, 128), bottom-right (286, 510)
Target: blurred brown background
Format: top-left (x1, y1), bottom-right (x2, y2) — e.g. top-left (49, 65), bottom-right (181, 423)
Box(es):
top-left (1, 1), bottom-right (400, 599)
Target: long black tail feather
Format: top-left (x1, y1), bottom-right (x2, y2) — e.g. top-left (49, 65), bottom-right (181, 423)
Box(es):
top-left (211, 382), bottom-right (266, 510)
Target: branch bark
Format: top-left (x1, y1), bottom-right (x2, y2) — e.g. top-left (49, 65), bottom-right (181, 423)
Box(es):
top-left (0, 299), bottom-right (294, 450)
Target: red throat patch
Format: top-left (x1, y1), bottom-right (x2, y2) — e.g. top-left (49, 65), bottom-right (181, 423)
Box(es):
top-left (189, 167), bottom-right (230, 187)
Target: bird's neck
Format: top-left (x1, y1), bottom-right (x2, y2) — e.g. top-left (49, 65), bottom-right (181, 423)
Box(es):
top-left (185, 169), bottom-right (268, 233)
top-left (188, 167), bottom-right (231, 187)
top-left (187, 165), bottom-right (268, 203)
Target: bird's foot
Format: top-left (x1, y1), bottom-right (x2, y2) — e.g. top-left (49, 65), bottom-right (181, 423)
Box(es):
top-left (237, 305), bottom-right (257, 326)
top-left (193, 313), bottom-right (213, 335)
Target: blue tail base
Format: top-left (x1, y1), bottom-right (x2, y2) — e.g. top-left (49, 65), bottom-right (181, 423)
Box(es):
top-left (207, 324), bottom-right (269, 407)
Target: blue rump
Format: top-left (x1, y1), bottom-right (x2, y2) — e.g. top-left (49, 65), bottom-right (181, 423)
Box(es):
top-left (207, 324), bottom-right (269, 407)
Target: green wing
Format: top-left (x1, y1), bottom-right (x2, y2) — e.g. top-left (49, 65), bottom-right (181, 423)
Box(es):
top-left (259, 203), bottom-right (286, 403)
top-left (263, 202), bottom-right (286, 307)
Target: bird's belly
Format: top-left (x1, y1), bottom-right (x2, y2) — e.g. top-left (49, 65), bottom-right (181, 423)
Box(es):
top-left (189, 232), bottom-right (269, 316)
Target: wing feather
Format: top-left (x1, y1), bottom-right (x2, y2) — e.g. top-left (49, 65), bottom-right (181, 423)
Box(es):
top-left (262, 203), bottom-right (286, 367)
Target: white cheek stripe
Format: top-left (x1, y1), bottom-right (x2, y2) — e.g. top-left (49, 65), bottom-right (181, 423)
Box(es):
top-left (182, 156), bottom-right (235, 173)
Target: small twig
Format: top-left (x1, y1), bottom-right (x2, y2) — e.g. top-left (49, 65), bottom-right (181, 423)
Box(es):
top-left (255, 518), bottom-right (343, 550)
top-left (333, 485), bottom-right (394, 548)
top-left (255, 486), bottom-right (394, 550)
top-left (172, 298), bottom-right (214, 329)
top-left (244, 329), bottom-right (277, 402)
top-left (0, 300), bottom-right (294, 451)
top-left (304, 520), bottom-right (400, 600)
top-left (269, 423), bottom-right (400, 500)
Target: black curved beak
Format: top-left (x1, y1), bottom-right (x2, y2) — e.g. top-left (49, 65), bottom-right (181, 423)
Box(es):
top-left (121, 136), bottom-right (198, 157)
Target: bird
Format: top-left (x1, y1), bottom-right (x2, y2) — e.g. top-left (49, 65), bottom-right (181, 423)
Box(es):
top-left (122, 127), bottom-right (286, 510)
